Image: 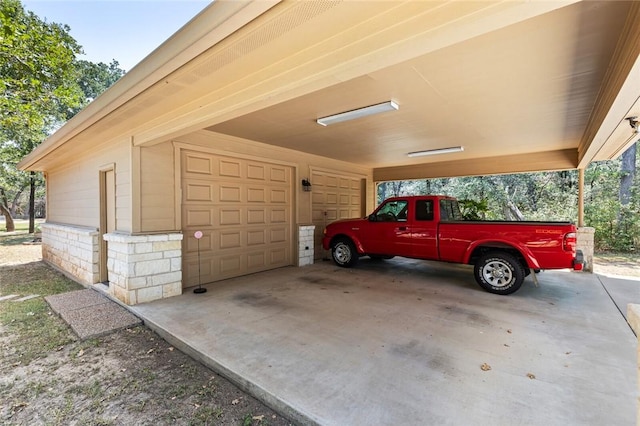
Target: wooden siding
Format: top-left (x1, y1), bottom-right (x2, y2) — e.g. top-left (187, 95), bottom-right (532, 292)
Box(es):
top-left (140, 142), bottom-right (175, 231)
top-left (139, 130), bottom-right (374, 234)
top-left (46, 138), bottom-right (131, 231)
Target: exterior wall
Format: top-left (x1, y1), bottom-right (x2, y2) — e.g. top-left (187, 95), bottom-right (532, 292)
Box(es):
top-left (297, 225), bottom-right (315, 266)
top-left (41, 223), bottom-right (100, 285)
top-left (577, 227), bottom-right (595, 272)
top-left (46, 137), bottom-right (132, 232)
top-left (103, 233), bottom-right (183, 305)
top-left (139, 130), bottom-right (375, 234)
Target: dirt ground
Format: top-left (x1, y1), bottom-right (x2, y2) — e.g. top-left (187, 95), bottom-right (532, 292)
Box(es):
top-left (0, 235), bottom-right (294, 426)
top-left (1, 234), bottom-right (638, 426)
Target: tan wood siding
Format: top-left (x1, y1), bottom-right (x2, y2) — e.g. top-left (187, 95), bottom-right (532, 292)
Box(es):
top-left (140, 142), bottom-right (176, 232)
top-left (181, 149), bottom-right (293, 287)
top-left (46, 139), bottom-right (131, 231)
top-left (311, 170), bottom-right (365, 260)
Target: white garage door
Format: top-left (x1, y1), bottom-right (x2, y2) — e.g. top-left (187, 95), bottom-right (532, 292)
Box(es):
top-left (311, 169), bottom-right (365, 260)
top-left (181, 150), bottom-right (292, 287)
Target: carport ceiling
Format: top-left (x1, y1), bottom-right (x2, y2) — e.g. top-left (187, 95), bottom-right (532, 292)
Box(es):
top-left (207, 1), bottom-right (638, 178)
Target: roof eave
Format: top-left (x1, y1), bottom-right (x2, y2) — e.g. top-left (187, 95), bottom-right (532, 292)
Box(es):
top-left (18, 0), bottom-right (280, 171)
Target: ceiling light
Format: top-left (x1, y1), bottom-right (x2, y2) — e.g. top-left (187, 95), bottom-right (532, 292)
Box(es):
top-left (407, 146), bottom-right (464, 157)
top-left (317, 101), bottom-right (399, 126)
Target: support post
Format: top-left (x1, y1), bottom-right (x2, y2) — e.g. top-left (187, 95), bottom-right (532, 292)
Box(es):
top-left (578, 168), bottom-right (585, 227)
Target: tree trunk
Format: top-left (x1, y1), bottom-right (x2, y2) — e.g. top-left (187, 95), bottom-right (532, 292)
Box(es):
top-left (0, 202), bottom-right (15, 232)
top-left (28, 171), bottom-right (36, 234)
top-left (619, 143), bottom-right (636, 206)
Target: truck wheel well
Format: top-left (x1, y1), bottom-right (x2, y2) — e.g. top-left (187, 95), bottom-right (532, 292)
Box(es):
top-left (469, 245), bottom-right (528, 271)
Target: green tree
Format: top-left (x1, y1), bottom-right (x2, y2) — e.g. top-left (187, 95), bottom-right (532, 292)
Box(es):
top-left (0, 0), bottom-right (83, 231)
top-left (0, 1), bottom-right (125, 233)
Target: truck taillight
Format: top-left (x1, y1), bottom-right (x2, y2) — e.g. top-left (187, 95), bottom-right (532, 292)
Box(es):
top-left (563, 232), bottom-right (577, 252)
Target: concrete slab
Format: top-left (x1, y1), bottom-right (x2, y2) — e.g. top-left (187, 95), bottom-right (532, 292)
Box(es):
top-left (46, 289), bottom-right (141, 340)
top-left (132, 259), bottom-right (637, 426)
top-left (597, 273), bottom-right (640, 322)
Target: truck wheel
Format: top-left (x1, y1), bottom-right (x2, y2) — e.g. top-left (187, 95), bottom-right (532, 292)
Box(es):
top-left (474, 252), bottom-right (524, 295)
top-left (331, 238), bottom-right (359, 268)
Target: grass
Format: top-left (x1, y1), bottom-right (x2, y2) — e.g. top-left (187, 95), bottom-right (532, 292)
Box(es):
top-left (0, 262), bottom-right (83, 366)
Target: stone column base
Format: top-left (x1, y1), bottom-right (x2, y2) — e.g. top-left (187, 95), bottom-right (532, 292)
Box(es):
top-left (103, 233), bottom-right (183, 305)
top-left (577, 227), bottom-right (595, 272)
top-left (298, 225), bottom-right (315, 266)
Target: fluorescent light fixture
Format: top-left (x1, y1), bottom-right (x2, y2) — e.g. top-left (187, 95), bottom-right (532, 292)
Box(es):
top-left (407, 146), bottom-right (464, 157)
top-left (317, 101), bottom-right (399, 126)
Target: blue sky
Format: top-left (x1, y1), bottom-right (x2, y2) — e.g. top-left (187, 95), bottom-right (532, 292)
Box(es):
top-left (22, 0), bottom-right (211, 71)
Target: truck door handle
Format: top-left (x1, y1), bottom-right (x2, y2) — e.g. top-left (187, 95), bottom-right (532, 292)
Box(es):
top-left (398, 226), bottom-right (407, 231)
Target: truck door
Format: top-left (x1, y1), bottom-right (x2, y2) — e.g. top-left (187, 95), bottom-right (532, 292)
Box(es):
top-left (360, 199), bottom-right (412, 257)
top-left (411, 199), bottom-right (438, 259)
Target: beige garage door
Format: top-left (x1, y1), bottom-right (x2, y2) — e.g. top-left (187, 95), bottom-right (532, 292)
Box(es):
top-left (311, 170), bottom-right (365, 260)
top-left (181, 150), bottom-right (292, 287)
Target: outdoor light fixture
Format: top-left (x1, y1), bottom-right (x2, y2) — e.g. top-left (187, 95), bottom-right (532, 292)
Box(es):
top-left (407, 146), bottom-right (464, 157)
top-left (301, 178), bottom-right (312, 192)
top-left (316, 101), bottom-right (399, 126)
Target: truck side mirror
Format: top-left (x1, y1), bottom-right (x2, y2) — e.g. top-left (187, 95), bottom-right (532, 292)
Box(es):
top-left (368, 214), bottom-right (377, 222)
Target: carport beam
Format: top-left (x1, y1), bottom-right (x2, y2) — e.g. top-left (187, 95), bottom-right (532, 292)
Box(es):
top-left (578, 168), bottom-right (584, 227)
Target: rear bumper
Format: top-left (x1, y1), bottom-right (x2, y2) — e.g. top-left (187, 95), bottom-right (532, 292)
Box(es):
top-left (573, 249), bottom-right (585, 271)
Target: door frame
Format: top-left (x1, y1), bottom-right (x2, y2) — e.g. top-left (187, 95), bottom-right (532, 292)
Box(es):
top-left (99, 164), bottom-right (116, 283)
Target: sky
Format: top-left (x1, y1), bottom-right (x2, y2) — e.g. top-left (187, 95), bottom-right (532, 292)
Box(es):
top-left (22, 0), bottom-right (212, 71)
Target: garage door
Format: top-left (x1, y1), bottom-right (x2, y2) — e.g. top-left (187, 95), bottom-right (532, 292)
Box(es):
top-left (181, 150), bottom-right (292, 287)
top-left (311, 169), bottom-right (365, 260)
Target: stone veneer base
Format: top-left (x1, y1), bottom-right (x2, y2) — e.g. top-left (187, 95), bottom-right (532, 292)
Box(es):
top-left (103, 233), bottom-right (183, 305)
top-left (41, 223), bottom-right (100, 286)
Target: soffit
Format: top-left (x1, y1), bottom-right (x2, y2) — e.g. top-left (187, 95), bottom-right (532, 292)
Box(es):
top-left (21, 0), bottom-right (640, 181)
top-left (207, 1), bottom-right (633, 176)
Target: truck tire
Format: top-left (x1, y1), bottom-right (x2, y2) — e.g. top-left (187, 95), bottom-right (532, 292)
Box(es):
top-left (474, 252), bottom-right (525, 295)
top-left (331, 237), bottom-right (359, 268)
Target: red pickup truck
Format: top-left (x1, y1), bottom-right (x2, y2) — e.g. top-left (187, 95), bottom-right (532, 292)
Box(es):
top-left (322, 195), bottom-right (584, 295)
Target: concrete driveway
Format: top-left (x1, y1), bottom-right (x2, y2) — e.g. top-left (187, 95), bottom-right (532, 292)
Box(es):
top-left (131, 258), bottom-right (637, 425)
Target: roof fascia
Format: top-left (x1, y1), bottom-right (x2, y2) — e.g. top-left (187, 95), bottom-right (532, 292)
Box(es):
top-left (18, 0), bottom-right (281, 171)
top-left (577, 1), bottom-right (640, 168)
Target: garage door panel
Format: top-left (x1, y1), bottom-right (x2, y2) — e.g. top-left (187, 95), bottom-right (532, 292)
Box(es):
top-left (270, 166), bottom-right (288, 183)
top-left (220, 159), bottom-right (242, 177)
top-left (220, 231), bottom-right (242, 249)
top-left (271, 189), bottom-right (287, 203)
top-left (220, 185), bottom-right (242, 202)
top-left (185, 154), bottom-right (213, 175)
top-left (247, 229), bottom-right (266, 246)
top-left (271, 208), bottom-right (287, 223)
top-left (220, 209), bottom-right (242, 225)
top-left (186, 209), bottom-right (213, 227)
top-left (312, 170), bottom-right (364, 260)
top-left (247, 208), bottom-right (266, 224)
top-left (185, 183), bottom-right (214, 202)
top-left (182, 150), bottom-right (292, 288)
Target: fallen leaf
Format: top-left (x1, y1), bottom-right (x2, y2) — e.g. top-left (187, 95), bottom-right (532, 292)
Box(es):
top-left (507, 329), bottom-right (512, 334)
top-left (503, 344), bottom-right (510, 347)
top-left (253, 415), bottom-right (265, 421)
top-left (26, 312), bottom-right (35, 316)
top-left (480, 363), bottom-right (491, 371)
top-left (77, 349), bottom-right (84, 357)
top-left (146, 348), bottom-right (155, 354)
top-left (194, 403), bottom-right (200, 409)
top-left (56, 346), bottom-right (64, 351)
top-left (231, 398), bottom-right (240, 405)
top-left (168, 347), bottom-right (174, 352)
top-left (527, 373), bottom-right (536, 380)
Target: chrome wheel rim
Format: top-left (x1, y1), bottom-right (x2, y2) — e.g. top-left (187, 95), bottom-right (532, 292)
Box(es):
top-left (333, 243), bottom-right (351, 264)
top-left (482, 260), bottom-right (513, 288)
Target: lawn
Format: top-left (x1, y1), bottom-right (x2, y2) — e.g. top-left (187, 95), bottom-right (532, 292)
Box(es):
top-left (0, 234), bottom-right (293, 426)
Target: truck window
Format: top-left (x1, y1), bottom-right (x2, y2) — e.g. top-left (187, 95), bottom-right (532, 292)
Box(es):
top-left (439, 199), bottom-right (463, 221)
top-left (415, 200), bottom-right (434, 221)
top-left (375, 200), bottom-right (408, 222)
